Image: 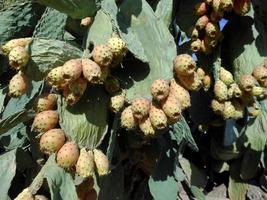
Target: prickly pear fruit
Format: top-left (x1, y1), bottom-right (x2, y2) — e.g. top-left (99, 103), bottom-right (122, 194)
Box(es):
top-left (40, 129), bottom-right (65, 154)
top-left (107, 37), bottom-right (127, 57)
top-left (32, 110), bottom-right (59, 132)
top-left (220, 0), bottom-right (234, 12)
top-left (239, 74), bottom-right (257, 92)
top-left (14, 188), bottom-right (34, 200)
top-left (9, 73), bottom-right (28, 98)
top-left (56, 141), bottom-right (79, 169)
top-left (110, 91), bottom-right (125, 113)
top-left (149, 104), bottom-right (168, 129)
top-left (214, 80), bottom-right (228, 101)
top-left (131, 98), bottom-right (151, 119)
top-left (121, 106), bottom-right (137, 130)
top-left (205, 22), bottom-right (220, 38)
top-left (34, 93), bottom-right (57, 113)
top-left (62, 59), bottom-right (82, 83)
top-left (196, 68), bottom-right (206, 80)
top-left (82, 59), bottom-right (102, 84)
top-left (203, 74), bottom-right (212, 91)
top-left (104, 76), bottom-right (120, 94)
top-left (8, 46), bottom-right (29, 70)
top-left (252, 65), bottom-right (267, 85)
top-left (92, 44), bottom-right (113, 67)
top-left (46, 66), bottom-right (65, 87)
top-left (219, 67), bottom-right (234, 86)
top-left (161, 96), bottom-right (181, 121)
top-left (252, 86), bottom-right (264, 98)
top-left (195, 15), bottom-right (209, 30)
top-left (211, 99), bottom-right (224, 114)
top-left (233, 0), bottom-right (251, 16)
top-left (80, 17), bottom-right (93, 27)
top-left (2, 37), bottom-right (32, 55)
top-left (177, 72), bottom-right (202, 91)
top-left (150, 79), bottom-right (170, 101)
top-left (191, 39), bottom-right (202, 52)
top-left (173, 54), bottom-right (196, 76)
top-left (76, 148), bottom-right (95, 178)
top-left (63, 89), bottom-right (82, 106)
top-left (93, 149), bottom-right (109, 176)
top-left (139, 117), bottom-right (155, 137)
top-left (68, 77), bottom-right (87, 96)
top-left (223, 101), bottom-right (236, 119)
top-left (228, 83), bottom-right (242, 98)
top-left (190, 28), bottom-right (199, 40)
top-left (212, 0), bottom-right (223, 13)
top-left (195, 2), bottom-right (208, 16)
top-left (169, 79), bottom-right (191, 109)
top-left (34, 195), bottom-right (48, 200)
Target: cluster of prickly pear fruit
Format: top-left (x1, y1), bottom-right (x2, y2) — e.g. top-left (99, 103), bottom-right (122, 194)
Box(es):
top-left (211, 64), bottom-right (266, 119)
top-left (1, 38), bottom-right (32, 98)
top-left (191, 0), bottom-right (251, 54)
top-left (46, 35), bottom-right (127, 106)
top-left (14, 187), bottom-right (48, 200)
top-left (120, 54), bottom-right (211, 137)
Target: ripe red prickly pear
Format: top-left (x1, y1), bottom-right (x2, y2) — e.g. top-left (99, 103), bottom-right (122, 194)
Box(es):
top-left (150, 79), bottom-right (170, 101)
top-left (56, 141), bottom-right (80, 169)
top-left (131, 98), bottom-right (151, 120)
top-left (173, 54), bottom-right (196, 76)
top-left (121, 106), bottom-right (137, 130)
top-left (2, 37), bottom-right (32, 55)
top-left (92, 44), bottom-right (113, 67)
top-left (76, 148), bottom-right (95, 178)
top-left (8, 46), bottom-right (29, 70)
top-left (39, 129), bottom-right (65, 155)
top-left (93, 149), bottom-right (109, 176)
top-left (32, 110), bottom-right (59, 132)
top-left (33, 93), bottom-right (57, 113)
top-left (62, 59), bottom-right (82, 83)
top-left (149, 104), bottom-right (168, 129)
top-left (82, 59), bottom-right (102, 84)
top-left (8, 73), bottom-right (28, 98)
